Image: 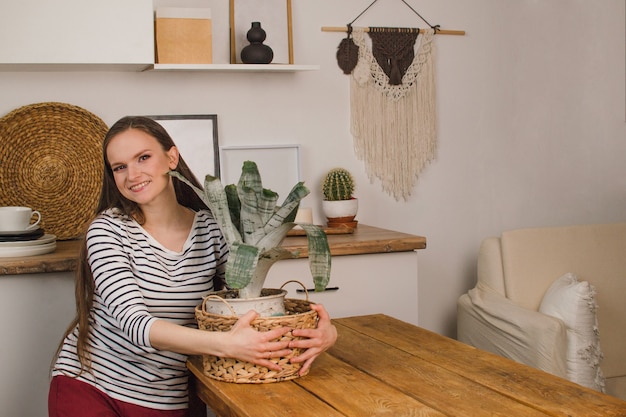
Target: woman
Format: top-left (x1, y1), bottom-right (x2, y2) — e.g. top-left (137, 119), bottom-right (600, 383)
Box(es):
top-left (49, 116), bottom-right (337, 416)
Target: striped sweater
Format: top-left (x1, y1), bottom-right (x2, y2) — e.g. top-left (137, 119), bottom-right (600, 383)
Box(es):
top-left (52, 208), bottom-right (228, 410)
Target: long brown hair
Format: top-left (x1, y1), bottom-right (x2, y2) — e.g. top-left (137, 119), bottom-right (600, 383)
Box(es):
top-left (55, 116), bottom-right (208, 372)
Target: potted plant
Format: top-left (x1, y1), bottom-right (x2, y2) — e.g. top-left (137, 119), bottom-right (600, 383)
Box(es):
top-left (170, 161), bottom-right (331, 315)
top-left (321, 167), bottom-right (358, 228)
top-left (171, 161), bottom-right (332, 383)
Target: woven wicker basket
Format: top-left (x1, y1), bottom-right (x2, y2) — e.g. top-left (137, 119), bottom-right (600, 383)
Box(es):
top-left (0, 102), bottom-right (107, 240)
top-left (195, 283), bottom-right (319, 384)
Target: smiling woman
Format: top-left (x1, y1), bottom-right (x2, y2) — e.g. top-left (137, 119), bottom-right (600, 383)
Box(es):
top-left (48, 116), bottom-right (337, 417)
top-left (106, 129), bottom-right (180, 209)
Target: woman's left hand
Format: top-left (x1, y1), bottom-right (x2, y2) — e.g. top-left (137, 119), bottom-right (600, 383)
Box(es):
top-left (288, 303), bottom-right (337, 375)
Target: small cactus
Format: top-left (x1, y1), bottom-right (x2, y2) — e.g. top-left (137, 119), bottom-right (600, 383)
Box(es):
top-left (322, 168), bottom-right (355, 201)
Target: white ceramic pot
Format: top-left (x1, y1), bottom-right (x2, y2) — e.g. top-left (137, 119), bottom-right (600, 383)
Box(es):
top-left (322, 198), bottom-right (358, 220)
top-left (204, 288), bottom-right (287, 317)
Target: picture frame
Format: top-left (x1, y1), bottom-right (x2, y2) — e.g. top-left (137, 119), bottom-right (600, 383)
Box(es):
top-left (220, 144), bottom-right (301, 200)
top-left (229, 0), bottom-right (294, 64)
top-left (146, 114), bottom-right (220, 180)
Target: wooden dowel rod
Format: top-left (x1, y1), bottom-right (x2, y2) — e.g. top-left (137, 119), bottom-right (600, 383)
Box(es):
top-left (321, 26), bottom-right (465, 36)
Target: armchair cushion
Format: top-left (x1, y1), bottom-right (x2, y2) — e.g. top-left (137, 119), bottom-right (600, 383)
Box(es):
top-left (539, 273), bottom-right (605, 392)
top-left (458, 283), bottom-right (568, 379)
top-left (498, 223), bottom-right (626, 380)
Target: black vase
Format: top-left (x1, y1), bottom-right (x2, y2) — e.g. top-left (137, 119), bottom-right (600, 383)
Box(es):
top-left (240, 22), bottom-right (274, 64)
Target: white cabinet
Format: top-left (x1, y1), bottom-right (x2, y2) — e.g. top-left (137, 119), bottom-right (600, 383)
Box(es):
top-left (0, 271), bottom-right (75, 417)
top-left (0, 0), bottom-right (154, 70)
top-left (266, 251), bottom-right (419, 325)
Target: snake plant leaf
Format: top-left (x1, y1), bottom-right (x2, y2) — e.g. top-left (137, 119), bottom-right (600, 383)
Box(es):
top-left (168, 170), bottom-right (209, 207)
top-left (264, 182), bottom-right (309, 233)
top-left (200, 174), bottom-right (241, 245)
top-left (237, 161), bottom-right (279, 226)
top-left (224, 242), bottom-right (259, 289)
top-left (168, 171), bottom-right (241, 244)
top-left (256, 222), bottom-right (295, 253)
top-left (224, 184), bottom-right (241, 235)
top-left (238, 184), bottom-right (267, 246)
top-left (238, 246), bottom-right (296, 298)
top-left (237, 161), bottom-right (264, 196)
top-left (284, 204), bottom-right (299, 223)
top-left (259, 188), bottom-right (279, 224)
top-left (297, 223), bottom-right (332, 292)
top-left (254, 222), bottom-right (331, 292)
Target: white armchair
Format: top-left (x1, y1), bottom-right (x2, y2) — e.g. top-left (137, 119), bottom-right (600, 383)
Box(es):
top-left (457, 223), bottom-right (626, 401)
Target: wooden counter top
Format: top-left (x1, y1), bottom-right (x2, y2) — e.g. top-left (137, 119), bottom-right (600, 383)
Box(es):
top-left (0, 240), bottom-right (81, 275)
top-left (283, 224), bottom-right (426, 257)
top-left (0, 225), bottom-right (426, 276)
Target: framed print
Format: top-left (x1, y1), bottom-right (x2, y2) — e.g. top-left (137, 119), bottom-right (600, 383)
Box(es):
top-left (220, 144), bottom-right (300, 201)
top-left (229, 0), bottom-right (294, 64)
top-left (146, 114), bottom-right (220, 180)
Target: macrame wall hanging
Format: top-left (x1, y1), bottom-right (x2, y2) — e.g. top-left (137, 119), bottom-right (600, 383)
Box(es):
top-left (323, 0), bottom-right (464, 201)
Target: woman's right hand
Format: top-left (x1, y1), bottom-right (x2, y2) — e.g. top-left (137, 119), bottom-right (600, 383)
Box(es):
top-left (224, 310), bottom-right (292, 371)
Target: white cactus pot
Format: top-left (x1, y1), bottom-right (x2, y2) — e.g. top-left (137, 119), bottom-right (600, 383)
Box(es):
top-left (322, 198), bottom-right (358, 221)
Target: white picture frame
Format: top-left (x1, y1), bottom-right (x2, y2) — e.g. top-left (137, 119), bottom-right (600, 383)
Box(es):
top-left (146, 114), bottom-right (220, 181)
top-left (229, 0), bottom-right (293, 64)
top-left (220, 144), bottom-right (301, 202)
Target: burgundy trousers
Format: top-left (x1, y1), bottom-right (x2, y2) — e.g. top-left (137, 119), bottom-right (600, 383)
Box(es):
top-left (48, 375), bottom-right (188, 417)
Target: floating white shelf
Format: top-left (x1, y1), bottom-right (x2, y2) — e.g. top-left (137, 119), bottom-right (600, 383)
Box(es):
top-left (147, 63), bottom-right (320, 72)
top-left (0, 63), bottom-right (153, 72)
top-left (0, 63), bottom-right (320, 73)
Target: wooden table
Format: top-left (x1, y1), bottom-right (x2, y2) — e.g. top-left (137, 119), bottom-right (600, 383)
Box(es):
top-left (188, 314), bottom-right (626, 417)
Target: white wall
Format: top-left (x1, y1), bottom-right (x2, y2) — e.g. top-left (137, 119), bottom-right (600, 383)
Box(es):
top-left (0, 0), bottom-right (624, 340)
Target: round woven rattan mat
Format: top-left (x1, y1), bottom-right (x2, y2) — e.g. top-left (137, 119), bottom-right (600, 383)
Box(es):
top-left (0, 102), bottom-right (107, 240)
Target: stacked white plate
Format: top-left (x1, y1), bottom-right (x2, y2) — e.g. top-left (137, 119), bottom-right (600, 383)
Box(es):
top-left (0, 229), bottom-right (57, 258)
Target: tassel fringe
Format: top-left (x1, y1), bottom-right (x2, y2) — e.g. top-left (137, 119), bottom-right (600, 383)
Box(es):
top-left (350, 29), bottom-right (437, 201)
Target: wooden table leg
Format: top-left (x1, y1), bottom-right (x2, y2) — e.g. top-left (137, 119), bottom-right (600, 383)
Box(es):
top-left (188, 373), bottom-right (208, 417)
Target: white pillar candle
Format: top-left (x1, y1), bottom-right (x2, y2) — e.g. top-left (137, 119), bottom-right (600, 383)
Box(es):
top-left (294, 207), bottom-right (313, 224)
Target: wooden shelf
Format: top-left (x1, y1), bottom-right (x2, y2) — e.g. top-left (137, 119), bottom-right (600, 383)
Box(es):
top-left (147, 63), bottom-right (320, 72)
top-left (0, 63), bottom-right (153, 72)
top-left (0, 63), bottom-right (319, 73)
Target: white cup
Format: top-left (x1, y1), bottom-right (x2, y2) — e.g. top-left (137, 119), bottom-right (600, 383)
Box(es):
top-left (0, 206), bottom-right (42, 232)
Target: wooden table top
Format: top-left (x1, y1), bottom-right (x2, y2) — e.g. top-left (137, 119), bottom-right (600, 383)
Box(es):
top-left (0, 225), bottom-right (426, 275)
top-left (281, 224), bottom-right (426, 257)
top-left (188, 314), bottom-right (626, 417)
